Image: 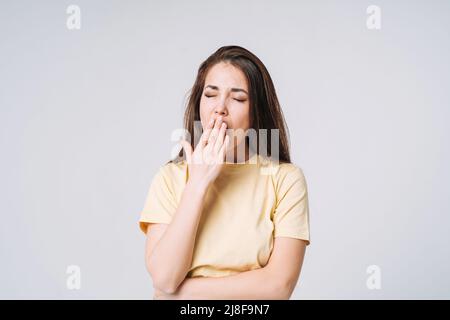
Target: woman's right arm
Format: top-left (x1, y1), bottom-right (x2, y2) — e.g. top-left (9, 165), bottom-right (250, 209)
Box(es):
top-left (145, 180), bottom-right (208, 294)
top-left (145, 116), bottom-right (229, 294)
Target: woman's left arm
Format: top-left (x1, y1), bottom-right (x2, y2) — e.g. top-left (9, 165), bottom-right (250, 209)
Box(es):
top-left (154, 237), bottom-right (307, 300)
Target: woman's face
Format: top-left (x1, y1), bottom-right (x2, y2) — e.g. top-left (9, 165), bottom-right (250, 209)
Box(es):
top-left (199, 62), bottom-right (251, 154)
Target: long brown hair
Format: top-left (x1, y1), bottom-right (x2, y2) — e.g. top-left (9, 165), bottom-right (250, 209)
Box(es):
top-left (172, 45), bottom-right (291, 164)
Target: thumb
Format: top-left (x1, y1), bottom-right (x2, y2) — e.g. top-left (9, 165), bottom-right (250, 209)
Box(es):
top-left (179, 139), bottom-right (193, 164)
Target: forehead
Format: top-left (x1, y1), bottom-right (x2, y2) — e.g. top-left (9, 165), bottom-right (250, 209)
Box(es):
top-left (204, 62), bottom-right (248, 90)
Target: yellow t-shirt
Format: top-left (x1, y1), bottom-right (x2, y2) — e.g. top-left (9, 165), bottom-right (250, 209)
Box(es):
top-left (138, 153), bottom-right (310, 278)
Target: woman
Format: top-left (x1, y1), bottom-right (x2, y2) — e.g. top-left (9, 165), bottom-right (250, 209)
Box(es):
top-left (139, 45), bottom-right (311, 299)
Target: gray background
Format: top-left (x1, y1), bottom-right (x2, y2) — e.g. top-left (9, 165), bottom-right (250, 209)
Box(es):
top-left (1, 0), bottom-right (449, 299)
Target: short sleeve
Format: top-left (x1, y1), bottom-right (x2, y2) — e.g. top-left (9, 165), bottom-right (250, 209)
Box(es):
top-left (138, 166), bottom-right (178, 234)
top-left (273, 166), bottom-right (311, 245)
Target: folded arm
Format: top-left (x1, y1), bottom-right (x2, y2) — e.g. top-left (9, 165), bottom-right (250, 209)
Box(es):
top-left (154, 237), bottom-right (307, 300)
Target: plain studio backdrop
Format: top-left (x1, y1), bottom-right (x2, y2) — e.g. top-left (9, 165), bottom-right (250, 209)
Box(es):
top-left (1, 0), bottom-right (449, 299)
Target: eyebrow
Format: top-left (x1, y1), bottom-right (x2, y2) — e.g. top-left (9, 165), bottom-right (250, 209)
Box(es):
top-left (204, 85), bottom-right (248, 95)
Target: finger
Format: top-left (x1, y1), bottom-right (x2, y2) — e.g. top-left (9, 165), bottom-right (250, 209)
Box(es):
top-left (214, 122), bottom-right (227, 154)
top-left (179, 139), bottom-right (193, 164)
top-left (219, 134), bottom-right (230, 159)
top-left (199, 118), bottom-right (215, 149)
top-left (208, 116), bottom-right (223, 146)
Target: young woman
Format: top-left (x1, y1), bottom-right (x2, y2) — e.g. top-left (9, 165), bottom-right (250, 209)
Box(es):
top-left (139, 45), bottom-right (311, 299)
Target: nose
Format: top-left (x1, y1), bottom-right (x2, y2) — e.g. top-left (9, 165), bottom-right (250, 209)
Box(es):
top-left (214, 95), bottom-right (228, 117)
top-left (213, 100), bottom-right (228, 117)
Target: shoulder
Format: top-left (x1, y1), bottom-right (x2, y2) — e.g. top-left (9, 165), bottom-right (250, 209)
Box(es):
top-left (276, 161), bottom-right (305, 177)
top-left (259, 155), bottom-right (306, 181)
top-left (152, 159), bottom-right (188, 191)
top-left (263, 159), bottom-right (307, 193)
top-left (159, 159), bottom-right (187, 178)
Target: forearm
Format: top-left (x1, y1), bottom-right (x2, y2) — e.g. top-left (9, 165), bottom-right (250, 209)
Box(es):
top-left (171, 267), bottom-right (290, 300)
top-left (148, 180), bottom-right (208, 293)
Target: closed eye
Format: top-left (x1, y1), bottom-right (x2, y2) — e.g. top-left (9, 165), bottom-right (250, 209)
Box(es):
top-left (204, 94), bottom-right (246, 103)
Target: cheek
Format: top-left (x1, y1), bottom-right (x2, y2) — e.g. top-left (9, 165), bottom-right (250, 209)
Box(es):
top-left (233, 106), bottom-right (251, 129)
top-left (228, 106), bottom-right (251, 144)
top-left (199, 99), bottom-right (212, 125)
top-left (200, 98), bottom-right (215, 114)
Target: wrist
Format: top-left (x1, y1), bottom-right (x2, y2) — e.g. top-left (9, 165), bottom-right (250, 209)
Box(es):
top-left (185, 179), bottom-right (210, 195)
